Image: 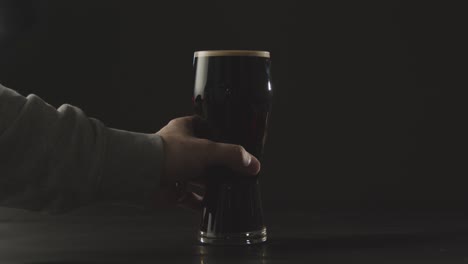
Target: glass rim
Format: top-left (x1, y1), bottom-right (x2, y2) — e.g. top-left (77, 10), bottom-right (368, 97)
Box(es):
top-left (194, 50), bottom-right (270, 58)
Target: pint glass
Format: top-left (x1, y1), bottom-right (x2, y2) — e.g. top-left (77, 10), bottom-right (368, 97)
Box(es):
top-left (193, 50), bottom-right (272, 245)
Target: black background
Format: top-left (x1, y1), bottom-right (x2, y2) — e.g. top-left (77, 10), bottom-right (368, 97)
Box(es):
top-left (0, 0), bottom-right (466, 211)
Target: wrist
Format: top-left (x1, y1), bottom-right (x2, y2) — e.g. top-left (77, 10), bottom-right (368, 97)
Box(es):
top-left (98, 128), bottom-right (164, 208)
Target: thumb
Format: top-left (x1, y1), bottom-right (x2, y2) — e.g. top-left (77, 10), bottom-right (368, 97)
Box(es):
top-left (208, 142), bottom-right (261, 175)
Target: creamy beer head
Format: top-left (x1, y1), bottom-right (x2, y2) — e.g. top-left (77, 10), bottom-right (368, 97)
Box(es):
top-left (194, 50), bottom-right (270, 58)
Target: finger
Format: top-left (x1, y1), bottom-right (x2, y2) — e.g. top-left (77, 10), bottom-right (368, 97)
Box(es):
top-left (187, 180), bottom-right (206, 190)
top-left (208, 143), bottom-right (261, 175)
top-left (178, 192), bottom-right (203, 212)
top-left (187, 180), bottom-right (206, 197)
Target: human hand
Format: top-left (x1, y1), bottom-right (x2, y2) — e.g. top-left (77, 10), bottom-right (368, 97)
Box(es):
top-left (155, 116), bottom-right (261, 211)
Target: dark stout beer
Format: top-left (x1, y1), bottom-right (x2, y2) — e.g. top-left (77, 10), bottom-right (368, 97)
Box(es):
top-left (193, 50), bottom-right (272, 245)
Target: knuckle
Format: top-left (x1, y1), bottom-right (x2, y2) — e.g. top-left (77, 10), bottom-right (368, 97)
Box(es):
top-left (181, 116), bottom-right (194, 122)
top-left (197, 138), bottom-right (213, 146)
top-left (168, 119), bottom-right (177, 125)
top-left (169, 116), bottom-right (193, 126)
top-left (233, 145), bottom-right (245, 156)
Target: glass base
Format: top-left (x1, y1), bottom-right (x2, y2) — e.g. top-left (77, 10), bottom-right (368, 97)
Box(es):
top-left (199, 227), bottom-right (267, 245)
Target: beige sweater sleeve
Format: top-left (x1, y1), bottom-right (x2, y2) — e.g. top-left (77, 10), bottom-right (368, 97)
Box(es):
top-left (0, 84), bottom-right (164, 213)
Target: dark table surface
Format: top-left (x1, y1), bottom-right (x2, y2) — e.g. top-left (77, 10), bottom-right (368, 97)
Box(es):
top-left (1, 205), bottom-right (468, 263)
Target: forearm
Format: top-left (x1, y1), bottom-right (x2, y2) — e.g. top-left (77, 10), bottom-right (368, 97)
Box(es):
top-left (0, 84), bottom-right (164, 213)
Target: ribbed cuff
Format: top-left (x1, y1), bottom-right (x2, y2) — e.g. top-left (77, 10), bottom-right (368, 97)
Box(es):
top-left (98, 128), bottom-right (164, 209)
